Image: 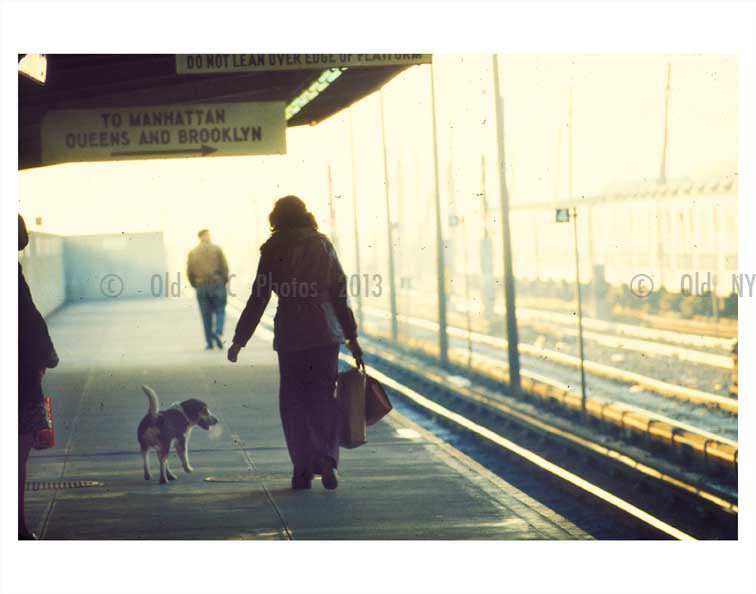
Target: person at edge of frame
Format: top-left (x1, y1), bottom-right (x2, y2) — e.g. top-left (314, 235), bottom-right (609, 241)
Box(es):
top-left (18, 214), bottom-right (59, 540)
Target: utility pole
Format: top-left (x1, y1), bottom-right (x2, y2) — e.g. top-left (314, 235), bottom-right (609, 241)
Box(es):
top-left (565, 91), bottom-right (587, 417)
top-left (568, 91), bottom-right (573, 200)
top-left (379, 90), bottom-right (399, 343)
top-left (491, 54), bottom-right (521, 397)
top-left (430, 63), bottom-right (449, 367)
top-left (567, 91), bottom-right (596, 317)
top-left (348, 114), bottom-right (364, 332)
top-left (659, 63), bottom-right (671, 185)
top-left (479, 154), bottom-right (496, 326)
top-left (326, 163), bottom-right (339, 253)
top-left (554, 127), bottom-right (562, 203)
top-left (572, 208), bottom-right (587, 417)
top-left (656, 63), bottom-right (672, 290)
top-left (446, 129), bottom-right (471, 366)
top-left (461, 211), bottom-right (473, 369)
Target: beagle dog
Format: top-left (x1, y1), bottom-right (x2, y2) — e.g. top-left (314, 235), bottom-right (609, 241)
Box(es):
top-left (137, 385), bottom-right (218, 484)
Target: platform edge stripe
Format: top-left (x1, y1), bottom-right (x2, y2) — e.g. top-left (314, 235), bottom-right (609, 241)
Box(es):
top-left (375, 346), bottom-right (737, 514)
top-left (380, 407), bottom-right (591, 540)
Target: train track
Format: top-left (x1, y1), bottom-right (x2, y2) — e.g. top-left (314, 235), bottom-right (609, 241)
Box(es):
top-left (515, 315), bottom-right (732, 367)
top-left (352, 342), bottom-right (737, 540)
top-left (361, 306), bottom-right (738, 416)
top-left (514, 306), bottom-right (736, 352)
top-left (393, 290), bottom-right (736, 349)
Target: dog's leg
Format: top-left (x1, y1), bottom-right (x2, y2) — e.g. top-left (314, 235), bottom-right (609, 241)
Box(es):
top-left (165, 458), bottom-right (177, 481)
top-left (159, 453), bottom-right (168, 484)
top-left (164, 440), bottom-right (178, 481)
top-left (158, 443), bottom-right (171, 484)
top-left (142, 448), bottom-right (152, 481)
top-left (176, 435), bottom-right (194, 473)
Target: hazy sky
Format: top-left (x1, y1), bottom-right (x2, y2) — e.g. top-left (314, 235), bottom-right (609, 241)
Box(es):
top-left (19, 54), bottom-right (737, 274)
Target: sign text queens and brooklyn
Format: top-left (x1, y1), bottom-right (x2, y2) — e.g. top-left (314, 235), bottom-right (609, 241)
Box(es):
top-left (41, 101), bottom-right (287, 165)
top-left (40, 55), bottom-right (431, 165)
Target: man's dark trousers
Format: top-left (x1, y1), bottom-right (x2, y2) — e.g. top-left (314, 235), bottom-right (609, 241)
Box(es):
top-left (197, 282), bottom-right (227, 347)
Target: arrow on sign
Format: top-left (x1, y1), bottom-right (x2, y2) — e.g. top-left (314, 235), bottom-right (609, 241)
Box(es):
top-left (110, 145), bottom-right (218, 158)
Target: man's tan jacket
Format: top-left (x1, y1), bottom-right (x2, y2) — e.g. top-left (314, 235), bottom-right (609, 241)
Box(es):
top-left (187, 241), bottom-right (229, 287)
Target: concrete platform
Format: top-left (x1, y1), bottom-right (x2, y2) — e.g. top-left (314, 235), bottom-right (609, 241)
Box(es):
top-left (26, 297), bottom-right (589, 540)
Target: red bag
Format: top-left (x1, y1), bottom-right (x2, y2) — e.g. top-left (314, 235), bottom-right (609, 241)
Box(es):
top-left (365, 375), bottom-right (392, 426)
top-left (33, 396), bottom-right (55, 450)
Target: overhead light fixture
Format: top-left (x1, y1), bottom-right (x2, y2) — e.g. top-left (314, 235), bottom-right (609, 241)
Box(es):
top-left (285, 67), bottom-right (346, 121)
top-left (19, 53), bottom-right (47, 85)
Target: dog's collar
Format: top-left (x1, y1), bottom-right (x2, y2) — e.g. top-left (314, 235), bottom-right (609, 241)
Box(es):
top-left (167, 402), bottom-right (192, 424)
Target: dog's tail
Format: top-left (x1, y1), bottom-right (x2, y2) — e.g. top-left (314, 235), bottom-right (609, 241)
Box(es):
top-left (141, 385), bottom-right (159, 417)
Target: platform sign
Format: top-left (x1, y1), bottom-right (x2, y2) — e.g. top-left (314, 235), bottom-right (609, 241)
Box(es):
top-left (41, 101), bottom-right (286, 166)
top-left (176, 54), bottom-right (432, 74)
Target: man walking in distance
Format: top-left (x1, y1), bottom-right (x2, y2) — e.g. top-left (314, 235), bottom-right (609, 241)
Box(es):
top-left (187, 229), bottom-right (229, 350)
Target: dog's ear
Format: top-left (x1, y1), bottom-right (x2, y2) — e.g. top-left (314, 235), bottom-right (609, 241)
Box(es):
top-left (181, 399), bottom-right (206, 422)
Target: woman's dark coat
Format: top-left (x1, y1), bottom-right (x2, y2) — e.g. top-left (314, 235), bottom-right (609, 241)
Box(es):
top-left (233, 228), bottom-right (357, 351)
top-left (18, 218), bottom-right (58, 432)
top-left (19, 265), bottom-right (57, 372)
top-left (18, 215), bottom-right (57, 372)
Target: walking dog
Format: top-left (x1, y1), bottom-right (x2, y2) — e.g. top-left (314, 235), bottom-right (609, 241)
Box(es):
top-left (137, 385), bottom-right (218, 484)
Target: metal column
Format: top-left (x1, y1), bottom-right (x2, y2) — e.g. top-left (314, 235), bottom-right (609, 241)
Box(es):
top-left (326, 163), bottom-right (339, 252)
top-left (429, 63), bottom-right (449, 367)
top-left (348, 114), bottom-right (365, 332)
top-left (379, 90), bottom-right (399, 343)
top-left (572, 208), bottom-right (588, 416)
top-left (491, 54), bottom-right (521, 396)
top-left (656, 63), bottom-right (672, 290)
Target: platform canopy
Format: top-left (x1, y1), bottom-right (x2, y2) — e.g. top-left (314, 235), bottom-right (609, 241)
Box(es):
top-left (19, 54), bottom-right (424, 169)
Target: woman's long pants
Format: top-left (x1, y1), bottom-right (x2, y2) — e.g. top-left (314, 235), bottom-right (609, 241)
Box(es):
top-left (277, 344), bottom-right (340, 476)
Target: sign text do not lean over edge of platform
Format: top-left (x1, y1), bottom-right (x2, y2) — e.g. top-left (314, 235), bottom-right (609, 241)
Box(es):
top-left (41, 101), bottom-right (286, 166)
top-left (176, 54), bottom-right (432, 74)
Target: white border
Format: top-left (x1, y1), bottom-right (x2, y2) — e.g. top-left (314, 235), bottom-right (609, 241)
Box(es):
top-left (2, 2), bottom-right (755, 594)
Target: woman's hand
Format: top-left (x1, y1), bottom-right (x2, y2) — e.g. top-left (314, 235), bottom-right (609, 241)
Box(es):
top-left (227, 343), bottom-right (242, 363)
top-left (346, 339), bottom-right (364, 370)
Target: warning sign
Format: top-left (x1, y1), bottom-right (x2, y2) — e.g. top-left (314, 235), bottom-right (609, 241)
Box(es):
top-left (41, 101), bottom-right (286, 166)
top-left (176, 54), bottom-right (432, 74)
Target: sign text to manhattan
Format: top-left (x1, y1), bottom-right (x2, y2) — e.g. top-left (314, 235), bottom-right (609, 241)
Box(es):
top-left (176, 53), bottom-right (432, 74)
top-left (41, 101), bottom-right (286, 166)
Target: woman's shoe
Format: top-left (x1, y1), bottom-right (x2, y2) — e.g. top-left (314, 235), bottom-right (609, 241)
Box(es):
top-left (321, 459), bottom-right (339, 490)
top-left (291, 472), bottom-right (312, 490)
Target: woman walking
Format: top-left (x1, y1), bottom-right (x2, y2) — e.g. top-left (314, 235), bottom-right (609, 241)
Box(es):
top-left (228, 196), bottom-right (363, 490)
top-left (18, 215), bottom-right (59, 539)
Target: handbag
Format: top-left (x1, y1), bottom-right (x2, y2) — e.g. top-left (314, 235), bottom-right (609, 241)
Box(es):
top-left (365, 375), bottom-right (392, 426)
top-left (337, 366), bottom-right (367, 449)
top-left (32, 396), bottom-right (55, 450)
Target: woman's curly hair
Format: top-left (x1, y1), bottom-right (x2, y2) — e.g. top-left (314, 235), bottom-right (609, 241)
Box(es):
top-left (269, 195), bottom-right (318, 233)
